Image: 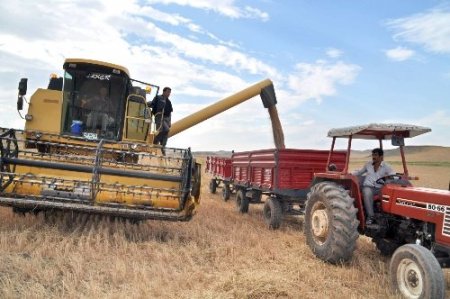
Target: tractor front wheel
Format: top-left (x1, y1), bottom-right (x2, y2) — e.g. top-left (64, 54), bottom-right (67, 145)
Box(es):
top-left (304, 182), bottom-right (359, 264)
top-left (390, 244), bottom-right (445, 299)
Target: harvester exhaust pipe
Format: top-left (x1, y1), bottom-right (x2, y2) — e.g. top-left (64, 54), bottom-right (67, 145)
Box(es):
top-left (168, 79), bottom-right (285, 149)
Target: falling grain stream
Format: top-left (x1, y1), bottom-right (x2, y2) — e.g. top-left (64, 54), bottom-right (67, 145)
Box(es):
top-left (268, 105), bottom-right (285, 150)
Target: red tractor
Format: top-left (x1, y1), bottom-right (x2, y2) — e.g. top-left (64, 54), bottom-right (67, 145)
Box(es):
top-left (305, 123), bottom-right (449, 299)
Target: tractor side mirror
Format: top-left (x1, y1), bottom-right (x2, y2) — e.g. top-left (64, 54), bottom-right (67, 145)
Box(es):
top-left (17, 78), bottom-right (28, 111)
top-left (391, 135), bottom-right (404, 146)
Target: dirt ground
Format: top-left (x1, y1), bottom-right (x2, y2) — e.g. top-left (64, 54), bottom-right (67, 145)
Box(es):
top-left (0, 154), bottom-right (449, 298)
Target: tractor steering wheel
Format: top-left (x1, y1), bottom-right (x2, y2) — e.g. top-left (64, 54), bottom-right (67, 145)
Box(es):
top-left (376, 174), bottom-right (402, 185)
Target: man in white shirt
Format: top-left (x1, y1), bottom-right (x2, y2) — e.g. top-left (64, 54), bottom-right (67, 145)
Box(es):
top-left (353, 148), bottom-right (395, 225)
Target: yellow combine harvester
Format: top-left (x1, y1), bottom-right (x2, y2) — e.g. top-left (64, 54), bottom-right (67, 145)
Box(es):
top-left (0, 58), bottom-right (278, 221)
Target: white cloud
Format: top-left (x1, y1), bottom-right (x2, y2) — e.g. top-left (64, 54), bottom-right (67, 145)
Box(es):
top-left (381, 110), bottom-right (450, 147)
top-left (417, 110), bottom-right (450, 126)
top-left (387, 7), bottom-right (450, 53)
top-left (287, 60), bottom-right (361, 103)
top-left (146, 0), bottom-right (269, 21)
top-left (0, 0), bottom-right (364, 151)
top-left (385, 46), bottom-right (415, 61)
top-left (0, 0), bottom-right (279, 93)
top-left (326, 48), bottom-right (343, 58)
top-left (136, 21), bottom-right (280, 78)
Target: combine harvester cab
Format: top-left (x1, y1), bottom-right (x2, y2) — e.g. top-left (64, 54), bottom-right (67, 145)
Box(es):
top-left (2, 58), bottom-right (280, 222)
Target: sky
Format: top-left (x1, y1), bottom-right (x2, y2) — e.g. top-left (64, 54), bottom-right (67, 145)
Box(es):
top-left (0, 0), bottom-right (449, 151)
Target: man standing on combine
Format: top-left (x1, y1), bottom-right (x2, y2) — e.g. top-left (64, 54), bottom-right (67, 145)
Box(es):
top-left (149, 87), bottom-right (173, 154)
top-left (352, 148), bottom-right (395, 226)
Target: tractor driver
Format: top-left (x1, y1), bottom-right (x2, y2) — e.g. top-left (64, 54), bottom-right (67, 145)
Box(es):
top-left (352, 148), bottom-right (395, 225)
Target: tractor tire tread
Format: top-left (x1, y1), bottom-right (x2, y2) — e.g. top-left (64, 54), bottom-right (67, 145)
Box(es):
top-left (304, 181), bottom-right (359, 264)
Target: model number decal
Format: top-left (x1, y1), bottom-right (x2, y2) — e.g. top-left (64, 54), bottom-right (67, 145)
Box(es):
top-left (427, 204), bottom-right (446, 213)
top-left (397, 200), bottom-right (416, 207)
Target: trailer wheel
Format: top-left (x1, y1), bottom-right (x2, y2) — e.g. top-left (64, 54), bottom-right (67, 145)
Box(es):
top-left (209, 179), bottom-right (217, 194)
top-left (263, 197), bottom-right (282, 229)
top-left (222, 184), bottom-right (231, 201)
top-left (304, 182), bottom-right (359, 264)
top-left (390, 244), bottom-right (445, 299)
top-left (236, 190), bottom-right (249, 213)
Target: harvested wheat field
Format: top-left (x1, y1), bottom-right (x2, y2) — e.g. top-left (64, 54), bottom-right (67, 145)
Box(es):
top-left (0, 149), bottom-right (449, 299)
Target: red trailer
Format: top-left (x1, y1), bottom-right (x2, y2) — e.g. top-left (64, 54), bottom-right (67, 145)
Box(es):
top-left (231, 148), bottom-right (347, 228)
top-left (206, 156), bottom-right (234, 201)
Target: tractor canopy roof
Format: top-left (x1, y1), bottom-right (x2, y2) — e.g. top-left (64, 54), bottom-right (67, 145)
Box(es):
top-left (328, 123), bottom-right (431, 140)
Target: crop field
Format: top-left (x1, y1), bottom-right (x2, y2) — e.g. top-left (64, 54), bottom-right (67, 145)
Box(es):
top-left (0, 148), bottom-right (449, 298)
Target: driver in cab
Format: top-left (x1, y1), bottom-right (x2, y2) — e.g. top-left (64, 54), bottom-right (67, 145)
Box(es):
top-left (352, 148), bottom-right (395, 226)
top-left (82, 87), bottom-right (114, 135)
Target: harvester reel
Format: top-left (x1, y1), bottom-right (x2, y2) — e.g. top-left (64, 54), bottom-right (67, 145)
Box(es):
top-left (91, 139), bottom-right (105, 200)
top-left (0, 129), bottom-right (19, 192)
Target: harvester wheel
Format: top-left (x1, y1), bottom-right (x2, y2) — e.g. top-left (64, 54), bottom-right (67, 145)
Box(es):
top-left (390, 244), bottom-right (445, 299)
top-left (236, 190), bottom-right (249, 213)
top-left (209, 179), bottom-right (217, 194)
top-left (263, 197), bottom-right (282, 229)
top-left (304, 182), bottom-right (359, 264)
top-left (222, 184), bottom-right (231, 201)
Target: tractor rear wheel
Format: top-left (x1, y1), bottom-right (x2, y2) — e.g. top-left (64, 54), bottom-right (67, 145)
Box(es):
top-left (263, 197), bottom-right (282, 229)
top-left (209, 179), bottom-right (217, 194)
top-left (304, 181), bottom-right (359, 264)
top-left (236, 189), bottom-right (249, 213)
top-left (222, 184), bottom-right (231, 201)
top-left (390, 244), bottom-right (445, 299)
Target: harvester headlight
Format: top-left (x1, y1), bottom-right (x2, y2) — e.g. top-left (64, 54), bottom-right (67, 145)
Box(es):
top-left (25, 114), bottom-right (33, 120)
top-left (145, 86), bottom-right (152, 94)
top-left (35, 132), bottom-right (42, 139)
top-left (130, 144), bottom-right (138, 150)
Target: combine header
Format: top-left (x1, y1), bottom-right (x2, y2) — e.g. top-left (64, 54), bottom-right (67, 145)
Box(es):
top-left (0, 128), bottom-right (198, 221)
top-left (1, 58), bottom-right (280, 221)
